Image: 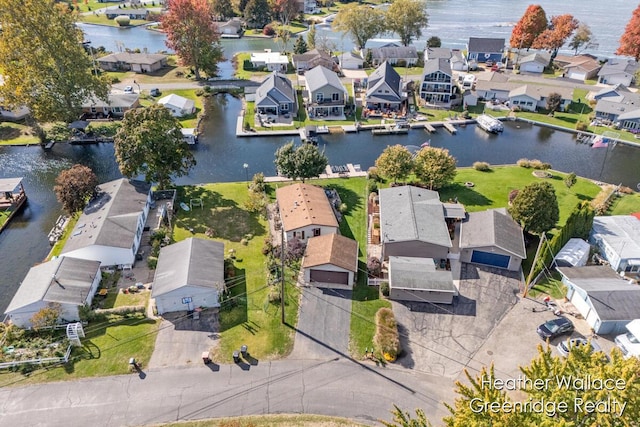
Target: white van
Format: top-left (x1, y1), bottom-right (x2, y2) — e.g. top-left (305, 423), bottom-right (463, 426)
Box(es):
top-left (615, 319), bottom-right (640, 358)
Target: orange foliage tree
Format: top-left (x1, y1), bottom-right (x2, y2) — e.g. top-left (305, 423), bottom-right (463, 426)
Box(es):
top-left (510, 4), bottom-right (547, 50)
top-left (617, 4), bottom-right (640, 60)
top-left (533, 14), bottom-right (578, 61)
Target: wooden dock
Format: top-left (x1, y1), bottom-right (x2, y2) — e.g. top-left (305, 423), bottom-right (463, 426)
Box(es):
top-left (443, 122), bottom-right (457, 134)
top-left (424, 123), bottom-right (436, 133)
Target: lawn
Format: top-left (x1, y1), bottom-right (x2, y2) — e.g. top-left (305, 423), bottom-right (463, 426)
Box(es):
top-left (528, 271), bottom-right (567, 299)
top-left (150, 89), bottom-right (204, 128)
top-left (78, 14), bottom-right (150, 27)
top-left (608, 191), bottom-right (640, 215)
top-left (48, 214), bottom-right (79, 260)
top-left (103, 56), bottom-right (195, 85)
top-left (100, 289), bottom-right (151, 309)
top-left (73, 0), bottom-right (162, 13)
top-left (0, 122), bottom-right (39, 146)
top-left (0, 211), bottom-right (9, 229)
top-left (154, 414), bottom-right (369, 427)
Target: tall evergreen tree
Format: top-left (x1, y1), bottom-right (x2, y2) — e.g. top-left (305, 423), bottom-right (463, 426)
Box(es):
top-left (293, 36), bottom-right (308, 54)
top-left (307, 23), bottom-right (317, 50)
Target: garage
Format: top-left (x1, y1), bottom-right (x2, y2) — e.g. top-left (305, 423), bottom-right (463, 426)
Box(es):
top-left (471, 250), bottom-right (510, 269)
top-left (310, 269), bottom-right (349, 285)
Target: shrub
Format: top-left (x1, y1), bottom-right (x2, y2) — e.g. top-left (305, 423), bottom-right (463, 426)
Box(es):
top-left (368, 180), bottom-right (378, 194)
top-left (147, 256), bottom-right (158, 269)
top-left (367, 257), bottom-right (382, 277)
top-left (262, 238), bottom-right (274, 256)
top-left (380, 281), bottom-right (389, 297)
top-left (268, 284), bottom-right (281, 303)
top-left (576, 122), bottom-right (589, 131)
top-left (114, 16), bottom-right (130, 26)
top-left (195, 89), bottom-right (205, 96)
top-left (529, 159), bottom-right (544, 169)
top-left (338, 203), bottom-right (348, 213)
top-left (473, 161), bottom-right (491, 171)
top-left (517, 158), bottom-right (532, 168)
top-left (591, 185), bottom-right (616, 215)
top-left (240, 238), bottom-right (249, 246)
top-left (250, 172), bottom-right (266, 193)
top-left (374, 307), bottom-right (401, 361)
top-left (368, 166), bottom-right (383, 182)
top-left (508, 189), bottom-right (519, 204)
top-left (619, 186), bottom-right (633, 194)
top-left (263, 25), bottom-right (275, 36)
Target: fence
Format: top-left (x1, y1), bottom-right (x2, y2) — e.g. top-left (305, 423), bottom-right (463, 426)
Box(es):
top-left (0, 345), bottom-right (72, 370)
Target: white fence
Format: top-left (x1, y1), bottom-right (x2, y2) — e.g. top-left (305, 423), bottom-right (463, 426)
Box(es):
top-left (0, 345), bottom-right (73, 370)
top-left (367, 277), bottom-right (387, 287)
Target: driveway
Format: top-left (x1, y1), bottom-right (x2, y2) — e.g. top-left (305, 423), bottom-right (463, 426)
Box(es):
top-left (392, 263), bottom-right (521, 378)
top-left (289, 286), bottom-right (352, 359)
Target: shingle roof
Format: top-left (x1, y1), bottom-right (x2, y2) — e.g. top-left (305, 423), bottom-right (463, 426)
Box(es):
top-left (598, 59), bottom-right (639, 77)
top-left (425, 47), bottom-right (452, 60)
top-left (468, 37), bottom-right (505, 53)
top-left (371, 46), bottom-right (418, 61)
top-left (302, 233), bottom-right (358, 272)
top-left (379, 186), bottom-right (451, 248)
top-left (158, 94), bottom-right (195, 111)
top-left (422, 58), bottom-right (452, 77)
top-left (459, 209), bottom-right (526, 259)
top-left (276, 183), bottom-right (338, 232)
top-left (255, 72), bottom-right (296, 107)
top-left (591, 216), bottom-right (640, 260)
top-left (520, 52), bottom-right (550, 66)
top-left (152, 238), bottom-right (225, 297)
top-left (83, 93), bottom-right (139, 109)
top-left (305, 65), bottom-right (345, 93)
top-left (366, 61), bottom-right (402, 103)
top-left (388, 256), bottom-right (456, 292)
top-left (97, 52), bottom-right (167, 65)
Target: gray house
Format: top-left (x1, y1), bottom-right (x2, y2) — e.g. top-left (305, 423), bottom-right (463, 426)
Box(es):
top-left (598, 58), bottom-right (639, 86)
top-left (467, 37), bottom-right (505, 64)
top-left (97, 52), bottom-right (167, 73)
top-left (590, 215), bottom-right (640, 274)
top-left (255, 72), bottom-right (297, 116)
top-left (459, 209), bottom-right (526, 271)
top-left (420, 58), bottom-right (454, 104)
top-left (370, 46), bottom-right (418, 67)
top-left (292, 49), bottom-right (335, 72)
top-left (365, 61), bottom-right (405, 113)
top-left (304, 65), bottom-right (347, 120)
top-left (379, 186), bottom-right (452, 261)
top-left (388, 256), bottom-right (457, 304)
top-left (425, 48), bottom-right (468, 71)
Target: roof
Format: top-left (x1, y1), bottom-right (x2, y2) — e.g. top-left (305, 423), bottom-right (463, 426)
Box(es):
top-left (250, 50), bottom-right (289, 65)
top-left (5, 257), bottom-right (101, 313)
top-left (276, 183), bottom-right (338, 232)
top-left (520, 52), bottom-right (550, 66)
top-left (364, 39), bottom-right (402, 50)
top-left (83, 93), bottom-right (139, 109)
top-left (558, 266), bottom-right (640, 321)
top-left (557, 55), bottom-right (600, 73)
top-left (555, 238), bottom-right (591, 267)
top-left (388, 256), bottom-right (456, 292)
top-left (0, 177), bottom-right (23, 193)
top-left (152, 238), bottom-right (225, 297)
top-left (598, 59), bottom-right (639, 77)
top-left (158, 94), bottom-right (195, 111)
top-left (591, 216), bottom-right (640, 260)
top-left (97, 52), bottom-right (167, 65)
top-left (442, 202), bottom-right (466, 219)
top-left (379, 186), bottom-right (451, 248)
top-left (425, 47), bottom-right (452, 60)
top-left (459, 209), bottom-right (526, 259)
top-left (371, 46), bottom-right (418, 60)
top-left (305, 65), bottom-right (345, 93)
top-left (62, 178), bottom-right (151, 253)
top-left (595, 96), bottom-right (640, 116)
top-left (508, 84), bottom-right (573, 101)
top-left (366, 61), bottom-right (402, 102)
top-left (422, 58), bottom-right (452, 77)
top-left (255, 72), bottom-right (296, 106)
top-left (337, 52), bottom-right (363, 63)
top-left (292, 48), bottom-right (332, 65)
top-left (468, 37), bottom-right (505, 53)
top-left (302, 233), bottom-right (358, 272)
top-left (594, 84), bottom-right (632, 100)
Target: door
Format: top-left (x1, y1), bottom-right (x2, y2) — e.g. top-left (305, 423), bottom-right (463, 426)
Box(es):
top-left (470, 250), bottom-right (510, 269)
top-left (309, 269), bottom-right (349, 285)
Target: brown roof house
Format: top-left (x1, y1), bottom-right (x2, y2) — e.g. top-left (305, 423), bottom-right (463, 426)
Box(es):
top-left (276, 183), bottom-right (339, 243)
top-left (97, 52), bottom-right (168, 73)
top-left (302, 233), bottom-right (358, 288)
top-left (82, 93), bottom-right (140, 119)
top-left (292, 49), bottom-right (336, 72)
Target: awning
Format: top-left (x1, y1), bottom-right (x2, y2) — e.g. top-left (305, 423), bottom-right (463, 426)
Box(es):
top-left (0, 177), bottom-right (23, 193)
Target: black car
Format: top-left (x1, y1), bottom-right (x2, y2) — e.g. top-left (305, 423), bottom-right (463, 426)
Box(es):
top-left (537, 317), bottom-right (574, 340)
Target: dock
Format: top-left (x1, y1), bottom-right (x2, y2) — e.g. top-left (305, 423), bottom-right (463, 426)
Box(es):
top-left (342, 124), bottom-right (360, 133)
top-left (264, 163), bottom-right (367, 182)
top-left (424, 123), bottom-right (436, 133)
top-left (0, 177), bottom-right (28, 234)
top-left (443, 122), bottom-right (457, 134)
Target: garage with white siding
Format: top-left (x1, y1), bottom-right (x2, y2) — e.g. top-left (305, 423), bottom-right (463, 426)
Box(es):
top-left (302, 233), bottom-right (358, 289)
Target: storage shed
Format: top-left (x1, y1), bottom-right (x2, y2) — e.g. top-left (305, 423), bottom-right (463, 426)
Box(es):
top-left (554, 238), bottom-right (591, 267)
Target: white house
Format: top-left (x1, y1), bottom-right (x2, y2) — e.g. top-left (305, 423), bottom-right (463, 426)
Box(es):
top-left (276, 183), bottom-right (338, 243)
top-left (62, 178), bottom-right (152, 268)
top-left (508, 85), bottom-right (573, 112)
top-left (590, 215), bottom-right (640, 273)
top-left (337, 52), bottom-right (364, 70)
top-left (598, 58), bottom-right (639, 87)
top-left (158, 94), bottom-right (196, 117)
top-left (302, 233), bottom-right (358, 289)
top-left (4, 257), bottom-right (101, 329)
top-left (152, 238), bottom-right (224, 314)
top-left (518, 52), bottom-right (550, 74)
top-left (250, 49), bottom-right (289, 72)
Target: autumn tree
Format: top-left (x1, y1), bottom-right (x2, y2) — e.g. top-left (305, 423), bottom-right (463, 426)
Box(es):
top-left (273, 0), bottom-right (297, 27)
top-left (385, 0), bottom-right (429, 47)
top-left (114, 104), bottom-right (196, 189)
top-left (616, 4), bottom-right (640, 60)
top-left (293, 36), bottom-right (308, 54)
top-left (332, 4), bottom-right (385, 50)
top-left (510, 4), bottom-right (548, 50)
top-left (274, 142), bottom-right (328, 182)
top-left (162, 0), bottom-right (224, 80)
top-left (509, 181), bottom-right (559, 235)
top-left (375, 145), bottom-right (414, 184)
top-left (568, 23), bottom-right (593, 55)
top-left (413, 147), bottom-right (456, 190)
top-left (0, 0), bottom-right (109, 124)
top-left (211, 0), bottom-right (235, 19)
top-left (244, 0), bottom-right (272, 29)
top-left (533, 14), bottom-right (578, 61)
top-left (427, 36), bottom-right (442, 48)
top-left (54, 164), bottom-right (98, 214)
top-left (546, 92), bottom-right (562, 114)
top-left (307, 23), bottom-right (317, 50)
top-left (30, 303), bottom-right (62, 331)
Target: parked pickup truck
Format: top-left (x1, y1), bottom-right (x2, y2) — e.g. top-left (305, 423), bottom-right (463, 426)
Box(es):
top-left (615, 319), bottom-right (640, 358)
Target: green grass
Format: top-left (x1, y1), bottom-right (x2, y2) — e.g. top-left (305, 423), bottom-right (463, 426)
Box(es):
top-left (0, 210), bottom-right (9, 229)
top-left (78, 14), bottom-right (149, 27)
top-left (101, 289), bottom-right (151, 309)
top-left (47, 214), bottom-right (79, 260)
top-left (528, 271), bottom-right (567, 299)
top-left (0, 122), bottom-right (39, 146)
top-left (151, 89), bottom-right (203, 128)
top-left (233, 52), bottom-right (272, 80)
top-left (608, 192), bottom-right (640, 215)
top-left (152, 414), bottom-right (369, 427)
top-left (73, 0), bottom-right (162, 13)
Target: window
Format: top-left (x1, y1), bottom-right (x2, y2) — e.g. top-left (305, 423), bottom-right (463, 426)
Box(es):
top-left (313, 228), bottom-right (321, 236)
top-left (280, 103), bottom-right (289, 111)
top-left (332, 93), bottom-right (339, 101)
top-left (316, 93), bottom-right (324, 102)
top-left (300, 230), bottom-right (305, 239)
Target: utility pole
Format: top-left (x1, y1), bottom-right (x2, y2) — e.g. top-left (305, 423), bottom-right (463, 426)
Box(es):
top-left (280, 223), bottom-right (285, 324)
top-left (524, 234), bottom-right (545, 297)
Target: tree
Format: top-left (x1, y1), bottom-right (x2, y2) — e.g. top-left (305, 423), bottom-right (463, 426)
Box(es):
top-left (533, 14), bottom-right (578, 61)
top-left (275, 27), bottom-right (292, 52)
top-left (546, 92), bottom-right (562, 114)
top-left (30, 303), bottom-right (62, 331)
top-left (332, 4), bottom-right (385, 50)
top-left (617, 4), bottom-right (640, 60)
top-left (0, 0), bottom-right (109, 123)
top-left (237, 0), bottom-right (250, 14)
top-left (244, 0), bottom-right (271, 29)
top-left (382, 405), bottom-right (432, 427)
top-left (211, 0), bottom-right (235, 19)
top-left (385, 0), bottom-right (429, 47)
top-left (274, 141), bottom-right (328, 182)
top-left (293, 35), bottom-right (308, 54)
top-left (413, 147), bottom-right (456, 190)
top-left (163, 0), bottom-right (223, 80)
top-left (375, 145), bottom-right (414, 184)
top-left (564, 172), bottom-right (577, 189)
top-left (568, 23), bottom-right (593, 55)
top-left (54, 165), bottom-right (98, 214)
top-left (510, 4), bottom-right (548, 50)
top-left (307, 23), bottom-right (317, 50)
top-left (114, 104), bottom-right (196, 189)
top-left (426, 36), bottom-right (442, 48)
top-left (509, 181), bottom-right (559, 234)
top-left (274, 0), bottom-right (297, 27)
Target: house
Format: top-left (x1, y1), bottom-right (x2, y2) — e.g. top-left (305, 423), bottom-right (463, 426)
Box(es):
top-left (424, 47), bottom-right (468, 71)
top-left (554, 238), bottom-right (591, 268)
top-left (104, 8), bottom-right (149, 20)
top-left (363, 39), bottom-right (402, 52)
top-left (152, 238), bottom-right (224, 314)
top-left (518, 52), bottom-right (550, 74)
top-left (4, 257), bottom-right (101, 329)
top-left (388, 256), bottom-right (457, 304)
top-left (158, 94), bottom-right (196, 117)
top-left (302, 233), bottom-right (358, 289)
top-left (250, 49), bottom-right (289, 72)
top-left (337, 52), bottom-right (364, 70)
top-left (379, 186), bottom-right (452, 261)
top-left (294, 0), bottom-right (318, 13)
top-left (557, 266), bottom-right (640, 334)
top-left (507, 85), bottom-right (573, 112)
top-left (593, 93), bottom-right (640, 125)
top-left (255, 72), bottom-right (297, 116)
top-left (459, 209), bottom-right (526, 271)
top-left (365, 61), bottom-right (405, 113)
top-left (467, 37), bottom-right (505, 64)
top-left (474, 79), bottom-right (520, 102)
top-left (593, 84), bottom-right (633, 101)
top-left (292, 49), bottom-right (335, 73)
top-left (554, 54), bottom-right (601, 81)
top-left (81, 93), bottom-right (140, 118)
top-left (419, 58), bottom-right (454, 105)
top-left (598, 58), bottom-right (639, 86)
top-left (217, 18), bottom-right (243, 38)
top-left (370, 46), bottom-right (418, 67)
top-left (304, 65), bottom-right (348, 120)
top-left (276, 183), bottom-right (339, 243)
top-left (590, 215), bottom-right (640, 274)
top-left (61, 178), bottom-right (152, 268)
top-left (96, 52), bottom-right (168, 73)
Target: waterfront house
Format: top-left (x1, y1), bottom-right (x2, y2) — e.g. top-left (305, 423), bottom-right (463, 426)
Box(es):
top-left (4, 257), bottom-right (101, 329)
top-left (152, 238), bottom-right (224, 314)
top-left (250, 49), bottom-right (289, 72)
top-left (301, 233), bottom-right (358, 289)
top-left (363, 39), bottom-right (402, 52)
top-left (276, 183), bottom-right (339, 243)
top-left (0, 177), bottom-right (28, 233)
top-left (158, 94), bottom-right (196, 117)
top-left (419, 58), bottom-right (454, 105)
top-left (590, 215), bottom-right (640, 274)
top-left (387, 256), bottom-right (457, 304)
top-left (81, 93), bottom-right (140, 119)
top-left (425, 47), bottom-right (467, 71)
top-left (598, 58), bottom-right (639, 86)
top-left (518, 52), bottom-right (550, 74)
top-left (593, 89), bottom-right (640, 127)
top-left (104, 7), bottom-right (149, 20)
top-left (217, 18), bottom-right (243, 38)
top-left (97, 52), bottom-right (168, 73)
top-left (61, 178), bottom-right (152, 269)
top-left (370, 46), bottom-right (418, 67)
top-left (365, 61), bottom-right (405, 114)
top-left (255, 72), bottom-right (297, 116)
top-left (507, 85), bottom-right (573, 112)
top-left (467, 37), bottom-right (505, 64)
top-left (554, 54), bottom-right (601, 81)
top-left (337, 52), bottom-right (364, 70)
top-left (304, 65), bottom-right (348, 120)
top-left (292, 48), bottom-right (336, 73)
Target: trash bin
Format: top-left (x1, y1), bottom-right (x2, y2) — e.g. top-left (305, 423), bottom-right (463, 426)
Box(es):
top-left (240, 345), bottom-right (248, 356)
top-left (232, 350), bottom-right (240, 363)
top-left (202, 351), bottom-right (211, 364)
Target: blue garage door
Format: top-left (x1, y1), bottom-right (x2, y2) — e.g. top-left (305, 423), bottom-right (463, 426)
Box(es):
top-left (471, 250), bottom-right (510, 268)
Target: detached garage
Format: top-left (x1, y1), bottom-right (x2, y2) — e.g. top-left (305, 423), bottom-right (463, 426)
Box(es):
top-left (302, 233), bottom-right (358, 289)
top-left (388, 256), bottom-right (457, 304)
top-left (152, 238), bottom-right (225, 314)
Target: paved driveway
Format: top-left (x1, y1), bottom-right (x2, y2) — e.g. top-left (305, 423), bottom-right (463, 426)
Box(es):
top-left (392, 263), bottom-right (521, 378)
top-left (289, 286), bottom-right (352, 359)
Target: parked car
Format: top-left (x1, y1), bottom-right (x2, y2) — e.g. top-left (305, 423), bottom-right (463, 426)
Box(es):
top-left (557, 337), bottom-right (601, 357)
top-left (537, 317), bottom-right (574, 340)
top-left (150, 88), bottom-right (161, 97)
top-left (615, 319), bottom-right (640, 358)
top-left (123, 85), bottom-right (134, 94)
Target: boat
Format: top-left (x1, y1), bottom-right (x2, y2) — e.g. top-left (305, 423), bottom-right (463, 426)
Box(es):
top-left (180, 202), bottom-right (190, 211)
top-left (421, 140), bottom-right (431, 147)
top-left (475, 114), bottom-right (504, 133)
top-left (47, 215), bottom-right (69, 245)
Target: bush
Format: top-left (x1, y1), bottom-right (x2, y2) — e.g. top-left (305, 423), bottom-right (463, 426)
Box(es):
top-left (195, 89), bottom-right (205, 96)
top-left (147, 256), bottom-right (158, 269)
top-left (380, 281), bottom-right (389, 297)
top-left (263, 25), bottom-right (275, 36)
top-left (374, 307), bottom-right (401, 361)
top-left (268, 284), bottom-right (281, 303)
top-left (591, 185), bottom-right (616, 215)
top-left (250, 172), bottom-right (266, 193)
top-left (262, 238), bottom-right (274, 256)
top-left (114, 16), bottom-right (130, 26)
top-left (367, 180), bottom-right (378, 194)
top-left (529, 159), bottom-right (552, 170)
top-left (473, 161), bottom-right (491, 171)
top-left (576, 122), bottom-right (589, 131)
top-left (240, 238), bottom-right (249, 246)
top-left (367, 257), bottom-right (382, 277)
top-left (368, 167), bottom-right (383, 182)
top-left (508, 189), bottom-right (519, 204)
top-left (338, 203), bottom-right (348, 213)
top-left (517, 158), bottom-right (532, 168)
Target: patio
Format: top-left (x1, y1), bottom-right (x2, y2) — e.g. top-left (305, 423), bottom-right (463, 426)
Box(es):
top-left (253, 113), bottom-right (294, 128)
